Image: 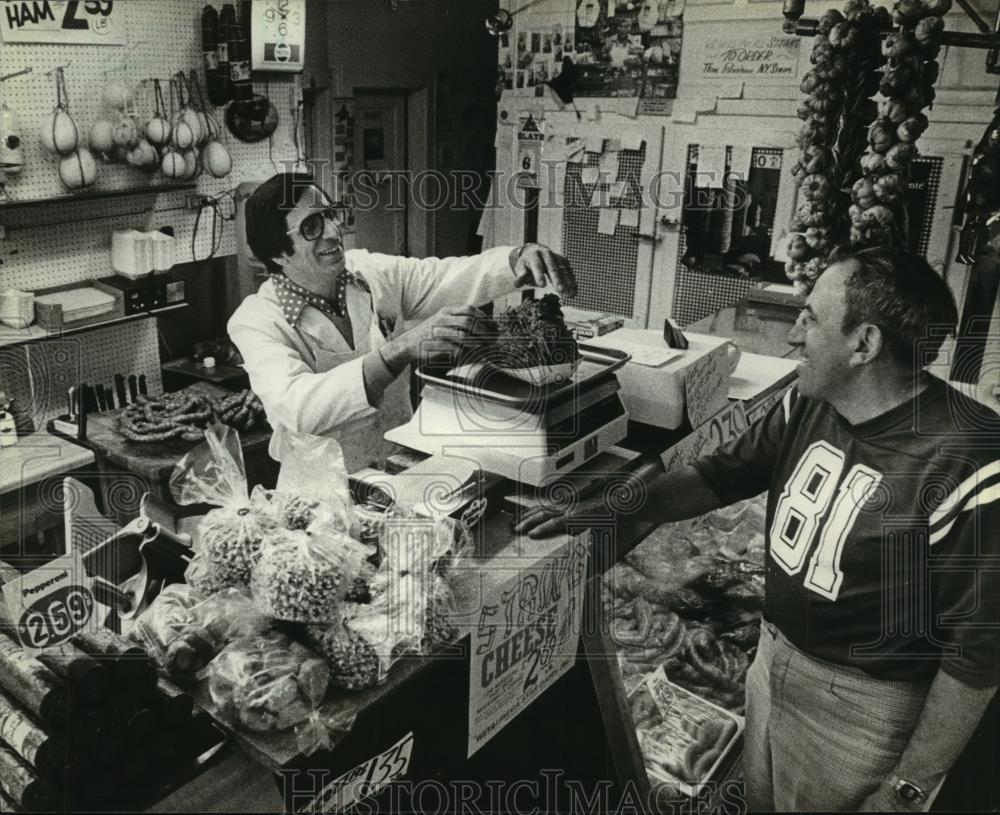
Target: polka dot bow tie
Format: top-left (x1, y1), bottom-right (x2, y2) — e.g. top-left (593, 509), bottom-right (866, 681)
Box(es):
top-left (272, 273), bottom-right (349, 325)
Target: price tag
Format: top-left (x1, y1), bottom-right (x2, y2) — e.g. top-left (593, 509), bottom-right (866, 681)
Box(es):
top-left (296, 732), bottom-right (414, 813)
top-left (2, 553), bottom-right (96, 655)
top-left (1, 1), bottom-right (125, 44)
top-left (645, 665), bottom-right (675, 719)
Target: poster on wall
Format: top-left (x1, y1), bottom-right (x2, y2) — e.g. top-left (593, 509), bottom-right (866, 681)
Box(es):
top-left (1, 0), bottom-right (125, 44)
top-left (467, 533), bottom-right (590, 757)
top-left (574, 0), bottom-right (683, 100)
top-left (680, 145), bottom-right (784, 280)
top-left (689, 31), bottom-right (800, 84)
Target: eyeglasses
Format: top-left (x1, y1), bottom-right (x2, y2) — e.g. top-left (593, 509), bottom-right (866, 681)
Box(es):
top-left (286, 203), bottom-right (349, 242)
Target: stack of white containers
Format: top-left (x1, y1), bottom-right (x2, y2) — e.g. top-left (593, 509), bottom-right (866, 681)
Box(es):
top-left (111, 230), bottom-right (176, 279)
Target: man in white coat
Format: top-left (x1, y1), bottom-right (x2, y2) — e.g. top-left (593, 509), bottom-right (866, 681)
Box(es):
top-left (228, 172), bottom-right (578, 471)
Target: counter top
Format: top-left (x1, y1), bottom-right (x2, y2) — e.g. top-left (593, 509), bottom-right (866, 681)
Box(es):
top-left (686, 299), bottom-right (800, 360)
top-left (81, 382), bottom-right (271, 484)
top-left (0, 430), bottom-right (95, 494)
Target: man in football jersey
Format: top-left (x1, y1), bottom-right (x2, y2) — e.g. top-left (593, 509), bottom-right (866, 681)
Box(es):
top-left (516, 247), bottom-right (1000, 811)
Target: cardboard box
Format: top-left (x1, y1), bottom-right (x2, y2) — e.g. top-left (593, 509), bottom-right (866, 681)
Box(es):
top-left (562, 306), bottom-right (626, 340)
top-left (596, 329), bottom-right (737, 429)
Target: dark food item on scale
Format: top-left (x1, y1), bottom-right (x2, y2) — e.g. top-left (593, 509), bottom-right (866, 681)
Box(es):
top-left (486, 294), bottom-right (580, 370)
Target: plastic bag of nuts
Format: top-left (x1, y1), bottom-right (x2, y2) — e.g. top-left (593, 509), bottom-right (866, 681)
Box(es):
top-left (251, 517), bottom-right (371, 624)
top-left (304, 609), bottom-right (383, 691)
top-left (170, 425), bottom-right (281, 589)
top-left (191, 490), bottom-right (280, 589)
top-left (205, 631), bottom-right (330, 732)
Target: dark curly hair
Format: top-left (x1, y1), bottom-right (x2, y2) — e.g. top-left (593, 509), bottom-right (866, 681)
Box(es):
top-left (245, 173), bottom-right (316, 274)
top-left (830, 245), bottom-right (958, 369)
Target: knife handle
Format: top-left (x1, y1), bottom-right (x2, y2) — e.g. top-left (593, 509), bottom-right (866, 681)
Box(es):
top-left (78, 384), bottom-right (91, 440)
top-left (114, 373), bottom-right (128, 406)
top-left (127, 375), bottom-right (139, 403)
top-left (137, 375), bottom-right (148, 398)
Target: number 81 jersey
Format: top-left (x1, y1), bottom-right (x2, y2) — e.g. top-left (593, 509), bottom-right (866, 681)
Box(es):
top-left (694, 381), bottom-right (1000, 686)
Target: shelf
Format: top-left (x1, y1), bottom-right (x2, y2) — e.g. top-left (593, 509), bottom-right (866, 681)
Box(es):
top-left (0, 302), bottom-right (188, 349)
top-left (0, 183), bottom-right (197, 212)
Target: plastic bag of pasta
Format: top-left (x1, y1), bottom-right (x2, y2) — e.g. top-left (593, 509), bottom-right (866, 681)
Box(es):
top-left (251, 517), bottom-right (371, 624)
top-left (205, 631), bottom-right (330, 733)
top-left (170, 424), bottom-right (280, 589)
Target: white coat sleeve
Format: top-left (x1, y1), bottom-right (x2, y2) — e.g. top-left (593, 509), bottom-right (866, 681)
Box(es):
top-left (354, 245), bottom-right (518, 323)
top-left (228, 311), bottom-right (373, 437)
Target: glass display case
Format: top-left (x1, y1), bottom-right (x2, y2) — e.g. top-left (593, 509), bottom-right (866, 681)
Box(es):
top-left (585, 493), bottom-right (768, 807)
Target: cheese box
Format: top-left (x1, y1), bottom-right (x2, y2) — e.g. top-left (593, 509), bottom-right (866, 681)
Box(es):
top-left (585, 329), bottom-right (737, 429)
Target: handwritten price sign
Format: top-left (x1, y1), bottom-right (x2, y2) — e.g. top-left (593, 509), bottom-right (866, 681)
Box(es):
top-left (2, 553), bottom-right (97, 654)
top-left (2, 1), bottom-right (125, 44)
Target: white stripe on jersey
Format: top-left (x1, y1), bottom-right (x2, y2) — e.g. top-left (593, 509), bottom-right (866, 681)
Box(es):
top-left (783, 387), bottom-right (795, 423)
top-left (929, 481), bottom-right (1000, 546)
top-left (929, 460), bottom-right (1000, 525)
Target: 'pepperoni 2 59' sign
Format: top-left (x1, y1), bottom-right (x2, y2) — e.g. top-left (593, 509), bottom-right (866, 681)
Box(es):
top-left (2, 1), bottom-right (124, 44)
top-left (2, 553), bottom-right (96, 654)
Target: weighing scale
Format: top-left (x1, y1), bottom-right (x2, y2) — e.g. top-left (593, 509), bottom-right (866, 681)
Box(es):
top-left (385, 346), bottom-right (631, 486)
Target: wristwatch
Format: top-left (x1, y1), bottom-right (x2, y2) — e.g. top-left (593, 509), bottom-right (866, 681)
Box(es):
top-left (891, 776), bottom-right (929, 808)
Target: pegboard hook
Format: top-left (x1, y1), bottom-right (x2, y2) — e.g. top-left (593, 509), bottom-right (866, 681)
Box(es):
top-left (0, 67), bottom-right (32, 83)
top-left (43, 62), bottom-right (73, 77)
top-left (105, 40), bottom-right (147, 76)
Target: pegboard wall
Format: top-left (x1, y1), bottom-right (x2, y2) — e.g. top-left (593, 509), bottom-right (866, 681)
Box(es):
top-left (0, 319), bottom-right (162, 432)
top-left (560, 141), bottom-right (646, 318)
top-left (0, 0), bottom-right (300, 292)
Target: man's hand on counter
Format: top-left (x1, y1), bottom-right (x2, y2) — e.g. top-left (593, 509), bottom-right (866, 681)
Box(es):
top-left (514, 494), bottom-right (608, 539)
top-left (509, 243), bottom-right (578, 297)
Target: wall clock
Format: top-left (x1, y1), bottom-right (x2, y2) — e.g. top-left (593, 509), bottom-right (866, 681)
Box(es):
top-left (250, 0), bottom-right (305, 72)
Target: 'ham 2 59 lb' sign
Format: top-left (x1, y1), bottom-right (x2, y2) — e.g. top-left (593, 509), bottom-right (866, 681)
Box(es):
top-left (2, 1), bottom-right (124, 44)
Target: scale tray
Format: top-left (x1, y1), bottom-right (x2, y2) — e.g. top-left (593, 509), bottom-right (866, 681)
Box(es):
top-left (416, 345), bottom-right (629, 408)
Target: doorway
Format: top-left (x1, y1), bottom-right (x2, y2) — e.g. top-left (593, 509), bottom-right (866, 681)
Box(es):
top-left (352, 91), bottom-right (409, 257)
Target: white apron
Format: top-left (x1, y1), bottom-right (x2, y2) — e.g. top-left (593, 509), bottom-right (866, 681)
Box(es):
top-left (269, 284), bottom-right (412, 473)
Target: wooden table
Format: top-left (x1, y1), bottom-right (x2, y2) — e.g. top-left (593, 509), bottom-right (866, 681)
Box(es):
top-left (80, 382), bottom-right (276, 525)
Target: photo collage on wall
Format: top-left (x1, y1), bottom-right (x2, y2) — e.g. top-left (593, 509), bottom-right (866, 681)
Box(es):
top-left (497, 0), bottom-right (684, 102)
top-left (498, 18), bottom-right (575, 94)
top-left (574, 0), bottom-right (684, 99)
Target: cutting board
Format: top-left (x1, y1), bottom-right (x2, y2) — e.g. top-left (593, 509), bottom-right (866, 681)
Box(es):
top-left (83, 382), bottom-right (272, 487)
